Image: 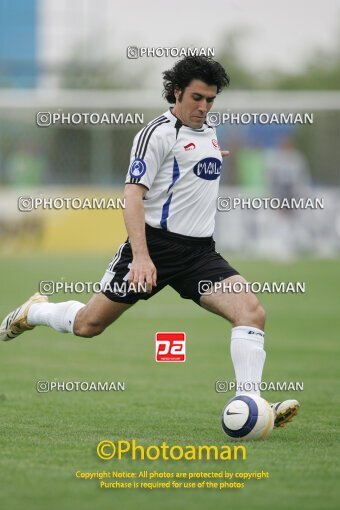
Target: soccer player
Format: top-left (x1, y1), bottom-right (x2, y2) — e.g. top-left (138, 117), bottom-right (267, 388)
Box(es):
top-left (1, 56), bottom-right (299, 428)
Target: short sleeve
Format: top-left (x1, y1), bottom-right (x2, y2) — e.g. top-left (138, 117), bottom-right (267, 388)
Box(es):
top-left (125, 120), bottom-right (169, 189)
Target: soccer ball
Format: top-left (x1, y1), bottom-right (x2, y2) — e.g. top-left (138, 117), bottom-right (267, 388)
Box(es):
top-left (221, 394), bottom-right (274, 441)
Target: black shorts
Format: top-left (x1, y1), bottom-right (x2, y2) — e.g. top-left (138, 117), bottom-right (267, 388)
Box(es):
top-left (101, 224), bottom-right (239, 305)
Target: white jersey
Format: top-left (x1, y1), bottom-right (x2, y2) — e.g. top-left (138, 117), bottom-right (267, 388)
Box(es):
top-left (125, 108), bottom-right (222, 237)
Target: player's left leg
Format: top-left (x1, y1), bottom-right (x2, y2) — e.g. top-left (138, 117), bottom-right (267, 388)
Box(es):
top-left (200, 274), bottom-right (266, 397)
top-left (200, 274), bottom-right (299, 428)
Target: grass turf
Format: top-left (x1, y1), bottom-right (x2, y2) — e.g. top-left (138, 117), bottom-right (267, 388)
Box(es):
top-left (0, 255), bottom-right (339, 510)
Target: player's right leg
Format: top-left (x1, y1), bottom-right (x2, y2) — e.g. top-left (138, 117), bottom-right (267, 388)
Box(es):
top-left (73, 292), bottom-right (131, 338)
top-left (1, 239), bottom-right (143, 342)
top-left (0, 291), bottom-right (131, 341)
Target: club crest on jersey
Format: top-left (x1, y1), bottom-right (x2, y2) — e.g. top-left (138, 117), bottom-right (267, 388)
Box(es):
top-left (193, 157), bottom-right (221, 180)
top-left (184, 142), bottom-right (196, 151)
top-left (212, 139), bottom-right (220, 150)
top-left (129, 158), bottom-right (147, 178)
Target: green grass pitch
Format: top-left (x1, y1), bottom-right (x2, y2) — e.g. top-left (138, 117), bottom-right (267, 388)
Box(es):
top-left (0, 255), bottom-right (339, 510)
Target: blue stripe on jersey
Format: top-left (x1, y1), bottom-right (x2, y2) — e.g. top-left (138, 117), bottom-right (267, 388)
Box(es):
top-left (160, 157), bottom-right (180, 229)
top-left (160, 193), bottom-right (173, 230)
top-left (167, 156), bottom-right (180, 193)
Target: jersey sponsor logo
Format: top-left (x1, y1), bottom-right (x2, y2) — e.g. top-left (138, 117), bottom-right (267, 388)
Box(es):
top-left (184, 142), bottom-right (196, 151)
top-left (129, 158), bottom-right (147, 178)
top-left (155, 332), bottom-right (186, 362)
top-left (212, 139), bottom-right (220, 150)
top-left (193, 157), bottom-right (221, 180)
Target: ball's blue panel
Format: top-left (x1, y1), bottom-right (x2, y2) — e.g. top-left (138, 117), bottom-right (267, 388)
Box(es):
top-left (221, 395), bottom-right (258, 438)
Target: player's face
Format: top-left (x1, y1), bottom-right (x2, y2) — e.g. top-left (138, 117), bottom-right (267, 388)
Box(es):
top-left (173, 80), bottom-right (217, 129)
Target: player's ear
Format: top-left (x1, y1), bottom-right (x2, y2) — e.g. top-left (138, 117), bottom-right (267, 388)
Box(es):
top-left (174, 87), bottom-right (182, 101)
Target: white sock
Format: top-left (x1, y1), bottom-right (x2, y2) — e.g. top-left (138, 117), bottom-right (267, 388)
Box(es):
top-left (27, 301), bottom-right (85, 334)
top-left (230, 326), bottom-right (266, 396)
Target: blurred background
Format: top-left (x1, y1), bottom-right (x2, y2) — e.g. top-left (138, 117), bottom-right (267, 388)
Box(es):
top-left (0, 0), bottom-right (339, 257)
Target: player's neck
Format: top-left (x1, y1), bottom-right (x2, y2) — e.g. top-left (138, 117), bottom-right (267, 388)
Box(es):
top-left (170, 107), bottom-right (203, 130)
top-left (170, 106), bottom-right (183, 124)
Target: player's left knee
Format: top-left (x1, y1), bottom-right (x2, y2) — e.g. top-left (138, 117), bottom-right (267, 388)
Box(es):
top-left (234, 298), bottom-right (266, 330)
top-left (253, 302), bottom-right (266, 330)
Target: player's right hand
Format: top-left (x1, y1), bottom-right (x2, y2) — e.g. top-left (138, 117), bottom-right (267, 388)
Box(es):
top-left (128, 256), bottom-right (157, 294)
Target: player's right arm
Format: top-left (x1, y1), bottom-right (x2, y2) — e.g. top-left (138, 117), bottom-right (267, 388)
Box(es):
top-left (123, 118), bottom-right (169, 293)
top-left (123, 183), bottom-right (157, 294)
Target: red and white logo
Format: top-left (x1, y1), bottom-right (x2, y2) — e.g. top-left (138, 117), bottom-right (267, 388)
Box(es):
top-left (184, 142), bottom-right (196, 151)
top-left (212, 139), bottom-right (220, 150)
top-left (155, 332), bottom-right (186, 362)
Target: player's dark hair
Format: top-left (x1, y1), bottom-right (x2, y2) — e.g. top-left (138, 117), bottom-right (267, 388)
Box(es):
top-left (162, 56), bottom-right (230, 104)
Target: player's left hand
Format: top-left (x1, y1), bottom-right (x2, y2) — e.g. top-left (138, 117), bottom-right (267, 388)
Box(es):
top-left (221, 150), bottom-right (230, 157)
